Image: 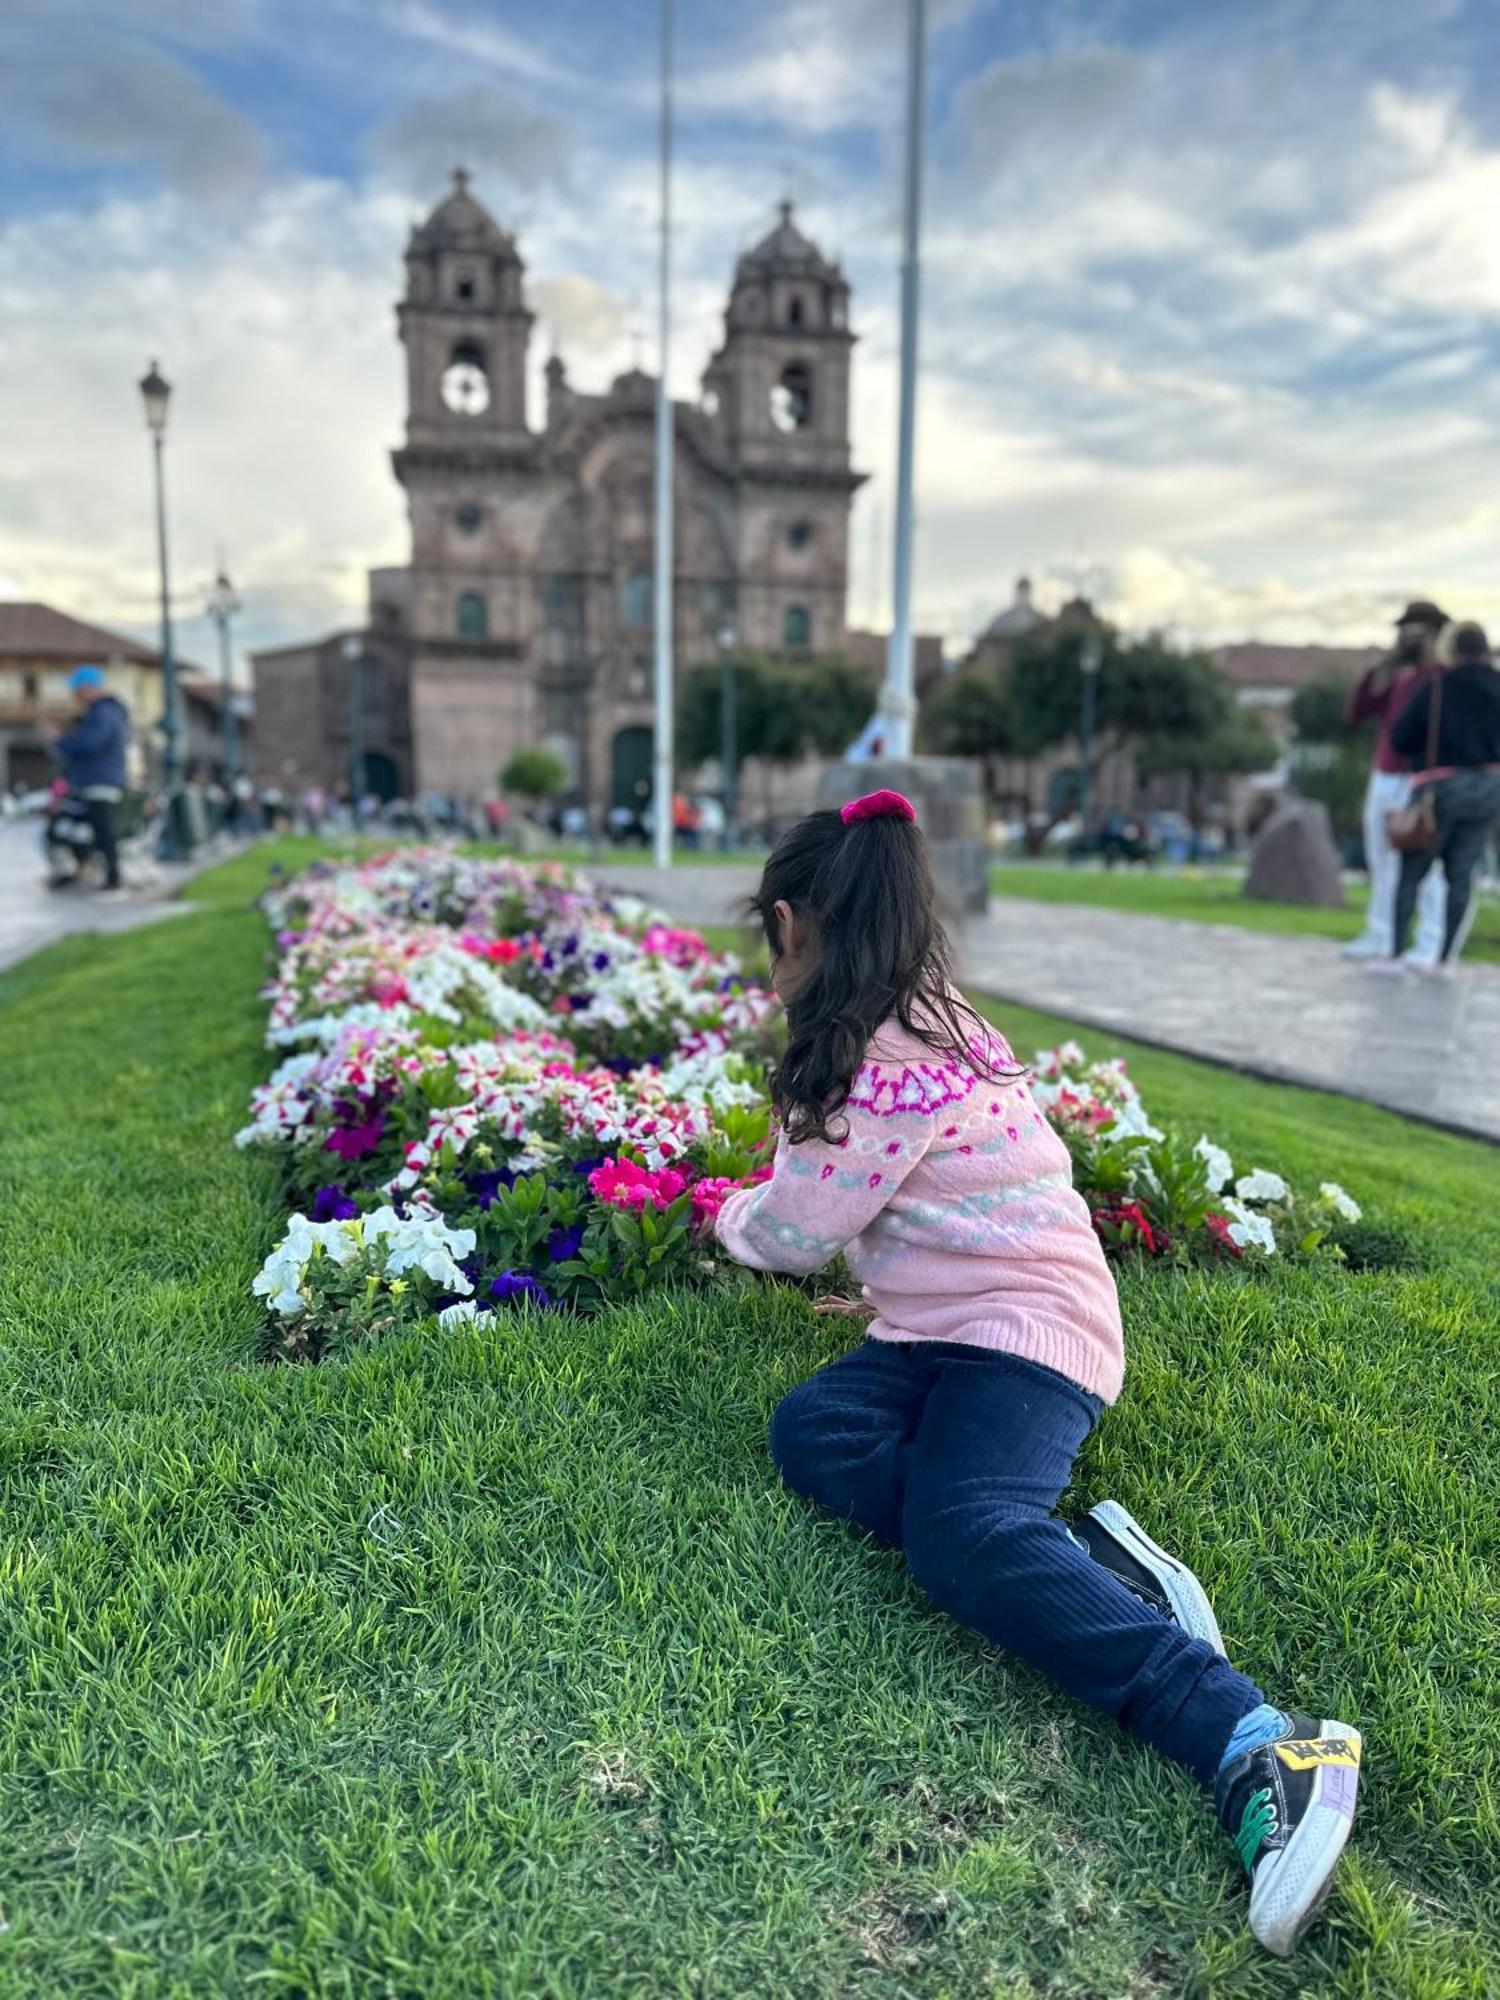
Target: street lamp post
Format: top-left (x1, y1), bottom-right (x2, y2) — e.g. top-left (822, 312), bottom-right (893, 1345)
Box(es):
top-left (717, 621), bottom-right (738, 853)
top-left (341, 634), bottom-right (367, 831)
top-left (1078, 632), bottom-right (1103, 843)
top-left (208, 562), bottom-right (241, 789)
top-left (139, 361), bottom-right (190, 858)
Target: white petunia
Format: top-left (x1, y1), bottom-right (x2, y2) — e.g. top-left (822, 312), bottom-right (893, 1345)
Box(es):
top-left (438, 1300), bottom-right (484, 1329)
top-left (1221, 1198), bottom-right (1277, 1254)
top-left (1318, 1182), bottom-right (1362, 1223)
top-left (1195, 1136), bottom-right (1234, 1193)
top-left (1235, 1168), bottom-right (1288, 1204)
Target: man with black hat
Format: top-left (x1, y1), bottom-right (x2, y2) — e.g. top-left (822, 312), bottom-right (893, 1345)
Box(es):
top-left (1339, 600), bottom-right (1448, 964)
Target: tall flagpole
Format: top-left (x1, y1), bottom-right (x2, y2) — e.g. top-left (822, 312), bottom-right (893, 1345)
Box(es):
top-left (652, 0), bottom-right (676, 868)
top-left (880, 0), bottom-right (926, 760)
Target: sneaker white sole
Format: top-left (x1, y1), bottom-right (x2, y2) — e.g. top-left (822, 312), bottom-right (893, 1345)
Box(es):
top-left (1086, 1500), bottom-right (1226, 1655)
top-left (1249, 1720), bottom-right (1362, 1957)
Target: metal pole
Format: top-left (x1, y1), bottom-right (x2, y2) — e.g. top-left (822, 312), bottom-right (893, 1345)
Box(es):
top-left (347, 642), bottom-right (365, 831)
top-left (721, 651), bottom-right (738, 852)
top-left (153, 430), bottom-right (186, 856)
top-left (211, 567), bottom-right (238, 785)
top-left (1079, 634), bottom-right (1101, 842)
top-left (651, 0), bottom-right (676, 868)
top-left (879, 0), bottom-right (926, 762)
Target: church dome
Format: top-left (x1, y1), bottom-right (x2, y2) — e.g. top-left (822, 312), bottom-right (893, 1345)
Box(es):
top-left (736, 201), bottom-right (838, 280)
top-left (409, 168), bottom-right (518, 259)
top-left (982, 576), bottom-right (1044, 641)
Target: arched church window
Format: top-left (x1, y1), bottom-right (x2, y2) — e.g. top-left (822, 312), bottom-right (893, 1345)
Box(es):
top-left (455, 270), bottom-right (475, 302)
top-left (454, 500), bottom-right (482, 534)
top-left (456, 591), bottom-right (488, 640)
top-left (787, 295), bottom-right (804, 327)
top-left (770, 362), bottom-right (813, 433)
top-left (442, 341), bottom-right (490, 415)
top-left (783, 605), bottom-right (811, 651)
top-left (621, 568), bottom-right (652, 630)
top-left (786, 518), bottom-right (813, 552)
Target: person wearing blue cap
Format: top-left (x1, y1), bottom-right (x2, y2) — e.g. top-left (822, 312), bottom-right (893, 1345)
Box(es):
top-left (55, 666), bottom-right (131, 892)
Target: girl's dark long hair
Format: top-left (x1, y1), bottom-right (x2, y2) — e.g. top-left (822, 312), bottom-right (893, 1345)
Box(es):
top-left (752, 808), bottom-right (1017, 1144)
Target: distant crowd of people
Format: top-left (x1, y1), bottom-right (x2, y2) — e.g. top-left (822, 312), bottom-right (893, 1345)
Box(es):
top-left (1340, 599), bottom-right (1500, 977)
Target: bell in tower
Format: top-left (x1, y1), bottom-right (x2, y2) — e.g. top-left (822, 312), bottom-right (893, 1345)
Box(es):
top-left (397, 168), bottom-right (534, 444)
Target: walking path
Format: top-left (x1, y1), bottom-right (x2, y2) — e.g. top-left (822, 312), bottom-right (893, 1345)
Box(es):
top-left (0, 821), bottom-right (202, 978)
top-left (601, 863), bottom-right (1500, 1143)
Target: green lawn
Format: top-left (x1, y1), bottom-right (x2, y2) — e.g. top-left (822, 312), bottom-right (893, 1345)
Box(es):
top-left (0, 847), bottom-right (1496, 1996)
top-left (989, 861), bottom-right (1500, 963)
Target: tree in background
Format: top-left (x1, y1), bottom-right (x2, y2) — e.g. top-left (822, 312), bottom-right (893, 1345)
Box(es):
top-left (1136, 708), bottom-right (1280, 825)
top-left (676, 652), bottom-right (877, 794)
top-left (921, 654), bottom-right (1021, 803)
top-left (929, 619), bottom-right (1244, 839)
top-left (501, 747), bottom-right (568, 808)
top-left (1288, 675), bottom-right (1372, 845)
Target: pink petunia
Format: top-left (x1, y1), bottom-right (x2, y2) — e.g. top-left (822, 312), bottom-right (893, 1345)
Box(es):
top-left (589, 1157), bottom-right (688, 1210)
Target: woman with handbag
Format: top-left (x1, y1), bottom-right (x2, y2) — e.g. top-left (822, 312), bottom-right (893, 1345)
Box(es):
top-left (1380, 622), bottom-right (1500, 975)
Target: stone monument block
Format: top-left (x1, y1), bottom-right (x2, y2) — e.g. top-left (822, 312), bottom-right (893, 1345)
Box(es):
top-left (815, 758), bottom-right (990, 915)
top-left (1243, 798), bottom-right (1346, 909)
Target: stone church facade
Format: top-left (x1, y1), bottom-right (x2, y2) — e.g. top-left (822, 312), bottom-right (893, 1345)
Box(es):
top-left (317, 171), bottom-right (863, 809)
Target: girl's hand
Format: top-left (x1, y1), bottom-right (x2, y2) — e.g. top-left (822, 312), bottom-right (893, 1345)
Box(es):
top-left (813, 1294), bottom-right (873, 1319)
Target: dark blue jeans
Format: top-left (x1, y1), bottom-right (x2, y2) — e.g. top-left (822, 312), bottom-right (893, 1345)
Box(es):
top-left (772, 1339), bottom-right (1264, 1787)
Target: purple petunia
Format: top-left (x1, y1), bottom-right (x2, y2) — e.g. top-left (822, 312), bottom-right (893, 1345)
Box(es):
top-left (547, 1223), bottom-right (585, 1263)
top-left (591, 951), bottom-right (611, 972)
top-left (311, 1184), bottom-right (359, 1222)
top-left (324, 1114), bottom-right (386, 1161)
top-left (490, 1271), bottom-right (553, 1307)
top-left (464, 1166), bottom-right (518, 1210)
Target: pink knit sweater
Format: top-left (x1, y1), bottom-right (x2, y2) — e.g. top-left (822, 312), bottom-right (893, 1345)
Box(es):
top-left (715, 1013), bottom-right (1125, 1403)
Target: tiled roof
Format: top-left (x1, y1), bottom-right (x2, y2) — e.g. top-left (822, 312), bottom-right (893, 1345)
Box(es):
top-left (0, 601), bottom-right (157, 665)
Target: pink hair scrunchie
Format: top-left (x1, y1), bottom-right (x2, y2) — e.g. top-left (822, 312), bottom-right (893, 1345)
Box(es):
top-left (840, 788), bottom-right (917, 826)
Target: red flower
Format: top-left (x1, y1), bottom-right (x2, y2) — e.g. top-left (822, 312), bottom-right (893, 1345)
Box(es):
top-left (1205, 1212), bottom-right (1244, 1259)
top-left (1090, 1199), bottom-right (1162, 1257)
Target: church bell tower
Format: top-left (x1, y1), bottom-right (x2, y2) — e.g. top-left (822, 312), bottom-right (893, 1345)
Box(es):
top-left (397, 168), bottom-right (533, 446)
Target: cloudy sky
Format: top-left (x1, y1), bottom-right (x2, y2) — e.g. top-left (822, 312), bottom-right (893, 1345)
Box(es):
top-left (2, 0), bottom-right (1497, 678)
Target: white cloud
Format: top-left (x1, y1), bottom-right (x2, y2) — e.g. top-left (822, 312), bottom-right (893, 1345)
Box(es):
top-left (0, 20), bottom-right (268, 199)
top-left (369, 84), bottom-right (575, 200)
top-left (531, 275), bottom-right (631, 354)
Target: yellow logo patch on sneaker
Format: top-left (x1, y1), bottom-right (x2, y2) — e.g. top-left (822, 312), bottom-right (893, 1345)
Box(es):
top-left (1275, 1737), bottom-right (1361, 1772)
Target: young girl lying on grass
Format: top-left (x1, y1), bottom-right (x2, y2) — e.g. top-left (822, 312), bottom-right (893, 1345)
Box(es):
top-left (714, 789), bottom-right (1362, 1958)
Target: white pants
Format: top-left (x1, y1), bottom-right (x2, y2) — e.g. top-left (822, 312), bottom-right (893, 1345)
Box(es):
top-left (1355, 770), bottom-right (1447, 962)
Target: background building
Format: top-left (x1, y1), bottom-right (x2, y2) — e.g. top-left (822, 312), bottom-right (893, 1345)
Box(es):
top-left (253, 175), bottom-right (865, 812)
top-left (0, 601), bottom-right (250, 791)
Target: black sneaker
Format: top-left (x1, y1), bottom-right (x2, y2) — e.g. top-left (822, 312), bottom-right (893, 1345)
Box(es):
top-left (1069, 1500), bottom-right (1225, 1654)
top-left (1216, 1713), bottom-right (1362, 1956)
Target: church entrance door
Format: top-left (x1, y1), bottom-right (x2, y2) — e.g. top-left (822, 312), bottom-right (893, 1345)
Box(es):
top-left (610, 726), bottom-right (653, 814)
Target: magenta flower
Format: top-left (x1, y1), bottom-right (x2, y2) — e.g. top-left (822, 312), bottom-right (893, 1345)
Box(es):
top-left (325, 1113), bottom-right (386, 1161)
top-left (588, 1157), bottom-right (687, 1210)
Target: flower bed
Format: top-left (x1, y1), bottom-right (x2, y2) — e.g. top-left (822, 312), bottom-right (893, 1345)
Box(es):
top-left (240, 852), bottom-right (1372, 1358)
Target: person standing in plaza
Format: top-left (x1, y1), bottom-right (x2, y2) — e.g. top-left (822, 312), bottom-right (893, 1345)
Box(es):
top-left (1383, 621), bottom-right (1500, 976)
top-left (53, 665), bottom-right (131, 895)
top-left (1341, 600), bottom-right (1448, 965)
